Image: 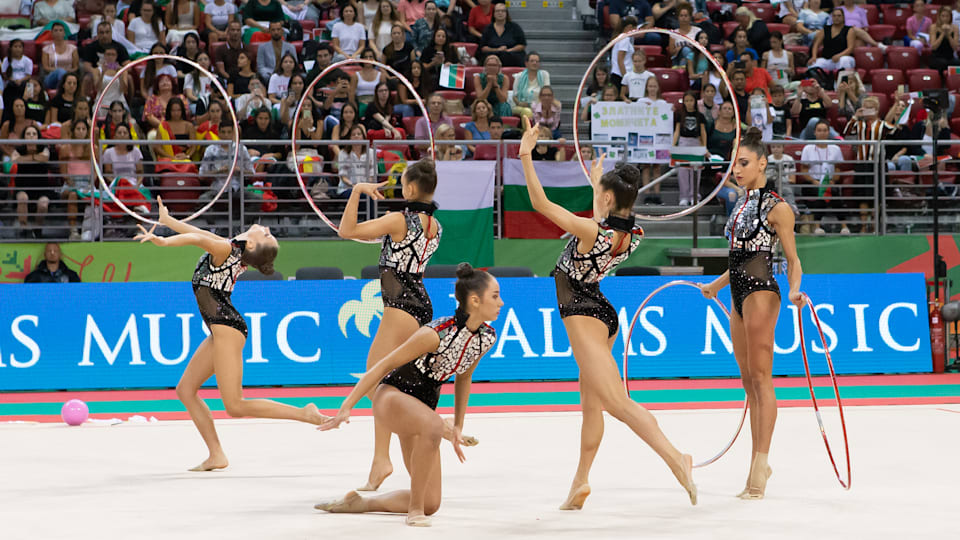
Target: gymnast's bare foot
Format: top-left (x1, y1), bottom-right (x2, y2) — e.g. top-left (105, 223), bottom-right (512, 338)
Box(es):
top-left (357, 461), bottom-right (393, 491)
top-left (315, 490), bottom-right (367, 513)
top-left (188, 452), bottom-right (228, 472)
top-left (303, 403), bottom-right (329, 425)
top-left (559, 484), bottom-right (591, 510)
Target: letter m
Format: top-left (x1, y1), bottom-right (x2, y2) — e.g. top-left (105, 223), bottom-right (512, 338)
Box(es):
top-left (80, 314), bottom-right (143, 366)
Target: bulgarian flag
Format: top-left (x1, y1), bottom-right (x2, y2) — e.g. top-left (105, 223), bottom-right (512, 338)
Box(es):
top-left (439, 64), bottom-right (466, 90)
top-left (34, 20), bottom-right (76, 43)
top-left (670, 146), bottom-right (707, 166)
top-left (431, 161), bottom-right (496, 267)
top-left (502, 158), bottom-right (614, 238)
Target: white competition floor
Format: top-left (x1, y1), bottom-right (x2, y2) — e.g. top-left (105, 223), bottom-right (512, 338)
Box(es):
top-left (1, 405), bottom-right (957, 539)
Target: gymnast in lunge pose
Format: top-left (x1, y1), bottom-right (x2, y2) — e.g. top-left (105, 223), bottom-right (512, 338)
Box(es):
top-left (134, 198), bottom-right (326, 471)
top-left (335, 160), bottom-right (476, 491)
top-left (315, 263), bottom-right (501, 527)
top-left (518, 118), bottom-right (697, 510)
top-left (700, 127), bottom-right (804, 499)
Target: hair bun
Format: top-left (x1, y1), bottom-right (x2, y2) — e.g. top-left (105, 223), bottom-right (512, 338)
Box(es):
top-left (455, 262), bottom-right (475, 279)
top-left (742, 126), bottom-right (763, 144)
top-left (613, 163), bottom-right (642, 188)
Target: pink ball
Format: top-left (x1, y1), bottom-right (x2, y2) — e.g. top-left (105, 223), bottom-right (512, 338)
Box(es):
top-left (61, 399), bottom-right (89, 426)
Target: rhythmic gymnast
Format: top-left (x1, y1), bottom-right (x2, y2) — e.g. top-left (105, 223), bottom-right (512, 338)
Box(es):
top-left (700, 127), bottom-right (804, 499)
top-left (135, 199), bottom-right (326, 471)
top-left (315, 263), bottom-right (501, 526)
top-left (334, 160), bottom-right (474, 491)
top-left (517, 118), bottom-right (697, 510)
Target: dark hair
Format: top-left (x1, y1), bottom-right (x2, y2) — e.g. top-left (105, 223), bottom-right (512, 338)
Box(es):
top-left (316, 42), bottom-right (333, 55)
top-left (219, 119), bottom-right (234, 130)
top-left (769, 30), bottom-right (783, 42)
top-left (680, 90), bottom-right (698, 116)
top-left (599, 163), bottom-right (642, 211)
top-left (740, 126), bottom-right (765, 158)
top-left (373, 81), bottom-right (394, 114)
top-left (526, 50), bottom-right (541, 62)
top-left (241, 242), bottom-right (278, 275)
top-left (620, 15), bottom-right (638, 32)
top-left (454, 263), bottom-right (492, 318)
top-left (276, 52), bottom-right (298, 75)
top-left (56, 71), bottom-right (79, 99)
top-left (165, 97), bottom-right (186, 120)
top-left (677, 2), bottom-right (693, 16)
top-left (405, 159), bottom-right (438, 194)
top-left (489, 116), bottom-right (503, 125)
top-left (3, 39), bottom-right (23, 79)
top-left (141, 1), bottom-right (163, 40)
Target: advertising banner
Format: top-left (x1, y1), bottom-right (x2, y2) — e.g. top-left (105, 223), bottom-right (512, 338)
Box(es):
top-left (0, 274), bottom-right (931, 391)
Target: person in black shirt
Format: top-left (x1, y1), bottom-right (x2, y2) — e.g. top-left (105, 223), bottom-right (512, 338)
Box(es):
top-left (792, 78), bottom-right (840, 139)
top-left (80, 21), bottom-right (130, 96)
top-left (769, 85), bottom-right (791, 139)
top-left (24, 243), bottom-right (81, 283)
top-left (382, 23), bottom-right (416, 79)
top-left (46, 72), bottom-right (79, 125)
top-left (673, 91), bottom-right (707, 206)
top-left (530, 124), bottom-right (566, 161)
top-left (479, 4), bottom-right (526, 67)
top-left (729, 70), bottom-right (749, 124)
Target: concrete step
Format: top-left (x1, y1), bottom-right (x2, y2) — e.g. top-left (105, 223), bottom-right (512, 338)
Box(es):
top-left (515, 19), bottom-right (584, 32)
top-left (525, 29), bottom-right (596, 41)
top-left (522, 46), bottom-right (598, 63)
top-left (508, 5), bottom-right (580, 21)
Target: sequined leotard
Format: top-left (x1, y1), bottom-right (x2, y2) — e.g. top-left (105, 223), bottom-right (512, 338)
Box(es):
top-left (379, 202), bottom-right (442, 326)
top-left (381, 314), bottom-right (497, 409)
top-left (192, 240), bottom-right (248, 337)
top-left (554, 218), bottom-right (644, 337)
top-left (725, 188), bottom-right (784, 316)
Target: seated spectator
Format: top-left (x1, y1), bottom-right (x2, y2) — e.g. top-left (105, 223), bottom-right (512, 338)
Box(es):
top-left (929, 6), bottom-right (960, 74)
top-left (725, 28), bottom-right (758, 63)
top-left (673, 91), bottom-right (707, 207)
top-left (530, 124), bottom-right (566, 161)
top-left (204, 0), bottom-right (238, 43)
top-left (217, 21), bottom-right (246, 82)
top-left (243, 107), bottom-right (284, 167)
top-left (283, 0), bottom-right (322, 23)
top-left (809, 7), bottom-right (855, 72)
top-left (3, 39), bottom-right (34, 95)
top-left (166, 0), bottom-right (201, 48)
top-left (174, 32), bottom-right (202, 80)
top-left (244, 0), bottom-right (286, 33)
top-left (41, 23), bottom-right (79, 91)
top-left (331, 102), bottom-right (362, 156)
top-left (652, 0), bottom-right (679, 29)
top-left (422, 27), bottom-right (458, 82)
top-left (435, 123), bottom-right (466, 160)
top-left (82, 21), bottom-right (131, 97)
top-left (228, 52), bottom-right (259, 100)
top-left (278, 73), bottom-right (307, 128)
top-left (415, 93), bottom-right (453, 152)
top-left (332, 4), bottom-right (368, 61)
top-left (610, 17), bottom-right (638, 89)
top-left (32, 0), bottom-right (76, 27)
top-left (268, 53), bottom-right (299, 106)
top-left (141, 43), bottom-right (178, 98)
top-left (383, 23), bottom-right (416, 78)
top-left (22, 78), bottom-right (48, 126)
top-left (153, 96), bottom-right (196, 161)
top-left (512, 51), bottom-right (550, 119)
top-left (777, 0), bottom-right (805, 31)
top-left (101, 123), bottom-right (144, 186)
top-left (468, 0), bottom-right (494, 42)
top-left (739, 52), bottom-right (772, 102)
top-left (580, 64), bottom-right (611, 122)
top-left (100, 100), bottom-right (141, 144)
top-left (90, 3), bottom-right (136, 56)
top-left (1, 100), bottom-right (41, 150)
top-left (836, 70), bottom-right (865, 119)
top-left (906, 0), bottom-right (933, 52)
top-left (396, 60), bottom-right (433, 116)
top-left (95, 45), bottom-right (131, 116)
top-left (792, 78), bottom-right (838, 139)
top-left (336, 124), bottom-right (376, 197)
top-left (12, 125), bottom-right (52, 238)
top-left (62, 100), bottom-right (92, 141)
top-left (842, 95), bottom-right (899, 233)
top-left (59, 120), bottom-right (93, 240)
top-left (199, 121), bottom-right (256, 223)
top-left (748, 87), bottom-right (774, 140)
top-left (24, 244), bottom-right (80, 283)
top-left (411, 1), bottom-right (443, 54)
top-left (727, 6), bottom-right (770, 54)
top-left (532, 86), bottom-right (562, 139)
top-left (236, 78), bottom-right (272, 120)
top-left (795, 0), bottom-right (831, 46)
top-left (184, 51), bottom-right (214, 116)
top-left (368, 0), bottom-right (405, 54)
top-left (799, 120), bottom-right (846, 235)
top-left (463, 98), bottom-right (493, 154)
top-left (479, 4), bottom-right (526, 67)
top-left (356, 48), bottom-right (385, 105)
top-left (762, 31), bottom-right (793, 89)
top-left (46, 73), bottom-right (80, 126)
top-left (127, 1), bottom-right (167, 52)
top-left (620, 49), bottom-right (654, 102)
top-left (362, 81), bottom-right (406, 140)
top-left (143, 73), bottom-right (186, 129)
top-left (686, 31), bottom-right (712, 91)
top-left (400, 0), bottom-right (429, 28)
top-left (770, 84), bottom-right (791, 139)
top-left (474, 54), bottom-right (512, 117)
top-left (196, 99), bottom-right (224, 139)
top-left (609, 0), bottom-right (656, 42)
top-left (765, 142), bottom-right (801, 221)
top-left (706, 101), bottom-right (740, 215)
top-left (259, 21), bottom-right (299, 82)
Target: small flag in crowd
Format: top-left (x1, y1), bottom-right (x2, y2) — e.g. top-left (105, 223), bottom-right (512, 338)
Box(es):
top-left (670, 146), bottom-right (707, 166)
top-left (950, 66), bottom-right (960, 75)
top-left (897, 100), bottom-right (912, 125)
top-left (440, 64), bottom-right (465, 90)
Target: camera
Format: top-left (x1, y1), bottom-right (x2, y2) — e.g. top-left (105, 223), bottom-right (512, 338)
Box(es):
top-left (923, 88), bottom-right (949, 119)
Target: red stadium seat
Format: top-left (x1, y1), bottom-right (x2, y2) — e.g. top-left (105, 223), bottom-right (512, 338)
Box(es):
top-left (464, 66), bottom-right (483, 96)
top-left (300, 19), bottom-right (316, 33)
top-left (501, 116), bottom-right (521, 128)
top-left (644, 54), bottom-right (669, 68)
top-left (722, 21), bottom-right (740, 39)
top-left (881, 5), bottom-right (911, 38)
top-left (473, 143), bottom-right (500, 160)
top-left (649, 68), bottom-right (687, 92)
top-left (853, 47), bottom-right (884, 79)
top-left (157, 174), bottom-right (201, 213)
top-left (951, 117), bottom-right (960, 135)
top-left (661, 91), bottom-right (686, 112)
top-left (866, 24), bottom-right (897, 42)
top-left (886, 46), bottom-right (920, 71)
top-left (637, 44), bottom-right (661, 57)
top-left (402, 116), bottom-right (418, 135)
top-left (434, 90), bottom-right (466, 104)
top-left (864, 4), bottom-right (880, 26)
top-left (907, 69), bottom-right (942, 92)
top-left (870, 69), bottom-right (906, 96)
top-left (947, 72), bottom-right (960, 93)
top-left (744, 3), bottom-right (775, 23)
top-left (453, 42), bottom-right (478, 58)
top-left (784, 144), bottom-right (805, 161)
top-left (767, 23), bottom-right (790, 35)
top-left (501, 67), bottom-right (522, 88)
top-left (208, 41), bottom-right (226, 65)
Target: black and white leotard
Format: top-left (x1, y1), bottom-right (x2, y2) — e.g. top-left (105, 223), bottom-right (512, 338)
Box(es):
top-left (192, 239), bottom-right (248, 337)
top-left (554, 217), bottom-right (643, 337)
top-left (381, 314), bottom-right (497, 409)
top-left (725, 188), bottom-right (784, 316)
top-left (378, 202), bottom-right (442, 326)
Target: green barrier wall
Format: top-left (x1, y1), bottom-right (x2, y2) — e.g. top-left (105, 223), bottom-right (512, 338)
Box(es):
top-left (0, 236), bottom-right (954, 296)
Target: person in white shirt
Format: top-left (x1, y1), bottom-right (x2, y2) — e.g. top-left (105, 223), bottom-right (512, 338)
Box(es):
top-left (126, 1), bottom-right (167, 51)
top-left (619, 49), bottom-right (655, 102)
top-left (610, 16), bottom-right (638, 88)
top-left (332, 4), bottom-right (368, 61)
top-left (799, 120), bottom-right (848, 235)
top-left (765, 142), bottom-right (800, 217)
top-left (336, 123), bottom-right (376, 198)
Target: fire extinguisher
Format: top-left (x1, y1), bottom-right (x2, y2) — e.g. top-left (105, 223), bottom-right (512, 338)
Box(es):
top-left (930, 301), bottom-right (946, 373)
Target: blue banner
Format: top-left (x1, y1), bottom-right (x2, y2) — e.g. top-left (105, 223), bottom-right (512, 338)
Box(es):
top-left (0, 274), bottom-right (931, 391)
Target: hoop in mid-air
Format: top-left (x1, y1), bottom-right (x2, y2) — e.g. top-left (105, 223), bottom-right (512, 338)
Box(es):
top-left (90, 54), bottom-right (240, 225)
top-left (572, 28), bottom-right (741, 221)
top-left (290, 59), bottom-right (436, 243)
top-left (621, 280), bottom-right (748, 469)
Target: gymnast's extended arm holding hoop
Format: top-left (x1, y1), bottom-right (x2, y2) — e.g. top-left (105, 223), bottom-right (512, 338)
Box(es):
top-left (133, 197), bottom-right (233, 265)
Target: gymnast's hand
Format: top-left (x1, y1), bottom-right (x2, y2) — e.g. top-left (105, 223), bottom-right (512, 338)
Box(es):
top-left (134, 224), bottom-right (167, 246)
top-left (518, 116), bottom-right (540, 157)
top-left (789, 290), bottom-right (805, 309)
top-left (699, 282), bottom-right (717, 299)
top-left (450, 425), bottom-right (466, 463)
top-left (156, 196), bottom-right (173, 226)
top-left (589, 153), bottom-right (605, 187)
top-left (318, 408), bottom-right (351, 431)
top-left (354, 181), bottom-right (387, 201)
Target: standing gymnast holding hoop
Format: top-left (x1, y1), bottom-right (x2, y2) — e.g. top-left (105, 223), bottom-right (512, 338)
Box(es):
top-left (517, 118), bottom-right (697, 510)
top-left (700, 127), bottom-right (805, 499)
top-left (315, 263), bottom-right (501, 526)
top-left (134, 200), bottom-right (327, 471)
top-left (335, 159), bottom-right (471, 492)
